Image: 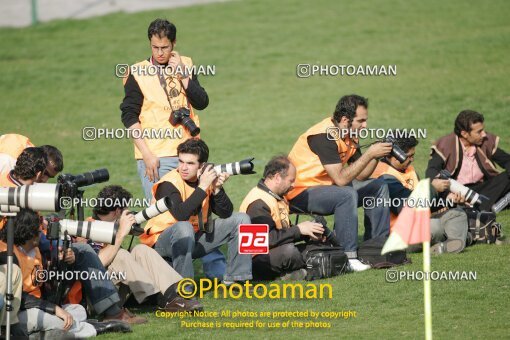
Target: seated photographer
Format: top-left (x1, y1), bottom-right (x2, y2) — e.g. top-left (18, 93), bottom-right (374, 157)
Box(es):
top-left (426, 110), bottom-right (510, 211)
top-left (139, 138), bottom-right (252, 283)
top-left (370, 136), bottom-right (468, 254)
top-left (286, 94), bottom-right (392, 271)
top-left (0, 135), bottom-right (62, 184)
top-left (240, 156), bottom-right (327, 280)
top-left (75, 185), bottom-right (202, 312)
top-left (0, 209), bottom-right (132, 337)
top-left (0, 143), bottom-right (64, 260)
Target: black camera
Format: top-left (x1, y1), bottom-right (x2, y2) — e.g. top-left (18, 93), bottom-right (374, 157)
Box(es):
top-left (384, 137), bottom-right (408, 163)
top-left (312, 216), bottom-right (340, 247)
top-left (58, 168), bottom-right (110, 198)
top-left (169, 108), bottom-right (200, 137)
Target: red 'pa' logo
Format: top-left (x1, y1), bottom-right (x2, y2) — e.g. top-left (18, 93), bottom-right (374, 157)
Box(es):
top-left (238, 224), bottom-right (269, 254)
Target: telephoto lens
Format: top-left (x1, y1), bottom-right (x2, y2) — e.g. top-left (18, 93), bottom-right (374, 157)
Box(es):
top-left (0, 183), bottom-right (62, 212)
top-left (213, 158), bottom-right (256, 176)
top-left (134, 196), bottom-right (172, 224)
top-left (69, 168), bottom-right (110, 187)
top-left (439, 170), bottom-right (484, 206)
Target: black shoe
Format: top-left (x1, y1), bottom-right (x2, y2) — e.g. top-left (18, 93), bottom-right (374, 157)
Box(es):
top-left (87, 319), bottom-right (132, 334)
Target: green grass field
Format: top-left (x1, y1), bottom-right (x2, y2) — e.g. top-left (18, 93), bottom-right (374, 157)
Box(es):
top-left (1, 0), bottom-right (510, 338)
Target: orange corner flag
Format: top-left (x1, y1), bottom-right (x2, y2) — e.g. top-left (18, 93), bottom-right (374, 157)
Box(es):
top-left (381, 179), bottom-right (431, 254)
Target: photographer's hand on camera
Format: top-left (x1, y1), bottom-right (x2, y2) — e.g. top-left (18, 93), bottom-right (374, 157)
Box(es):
top-left (431, 179), bottom-right (450, 193)
top-left (97, 210), bottom-right (136, 268)
top-left (118, 210), bottom-right (137, 241)
top-left (58, 247), bottom-right (75, 265)
top-left (447, 192), bottom-right (468, 206)
top-left (367, 142), bottom-right (393, 160)
top-left (198, 164), bottom-right (217, 191)
top-left (55, 305), bottom-right (74, 331)
top-left (297, 221), bottom-right (324, 240)
top-left (213, 173), bottom-right (230, 194)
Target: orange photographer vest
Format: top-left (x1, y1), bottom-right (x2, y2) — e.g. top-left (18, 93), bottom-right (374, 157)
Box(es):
top-left (13, 246), bottom-right (43, 298)
top-left (240, 186), bottom-right (291, 230)
top-left (0, 134), bottom-right (34, 159)
top-left (139, 169), bottom-right (212, 247)
top-left (286, 118), bottom-right (358, 200)
top-left (129, 57), bottom-right (201, 159)
top-left (0, 171), bottom-right (18, 187)
top-left (371, 162), bottom-right (419, 191)
top-left (370, 162), bottom-right (419, 230)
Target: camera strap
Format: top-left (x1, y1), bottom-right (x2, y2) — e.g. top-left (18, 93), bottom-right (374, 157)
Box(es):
top-left (197, 204), bottom-right (213, 233)
top-left (157, 71), bottom-right (178, 113)
top-left (156, 69), bottom-right (191, 113)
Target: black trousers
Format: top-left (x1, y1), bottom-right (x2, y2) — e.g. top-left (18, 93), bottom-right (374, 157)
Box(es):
top-left (467, 172), bottom-right (510, 211)
top-left (252, 243), bottom-right (305, 280)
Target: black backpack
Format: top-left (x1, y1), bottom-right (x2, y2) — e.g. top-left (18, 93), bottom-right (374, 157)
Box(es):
top-left (299, 243), bottom-right (349, 281)
top-left (358, 235), bottom-right (410, 269)
top-left (463, 209), bottom-right (503, 246)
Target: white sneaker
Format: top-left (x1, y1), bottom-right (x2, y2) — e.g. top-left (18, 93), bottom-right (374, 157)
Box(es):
top-left (348, 259), bottom-right (371, 272)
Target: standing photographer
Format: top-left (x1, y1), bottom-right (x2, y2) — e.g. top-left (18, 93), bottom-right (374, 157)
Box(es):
top-left (139, 138), bottom-right (252, 283)
top-left (120, 18), bottom-right (224, 277)
top-left (120, 18), bottom-right (209, 199)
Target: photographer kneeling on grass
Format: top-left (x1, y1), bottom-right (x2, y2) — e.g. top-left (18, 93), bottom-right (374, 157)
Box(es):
top-left (240, 156), bottom-right (326, 280)
top-left (74, 185), bottom-right (202, 312)
top-left (139, 138), bottom-right (253, 284)
top-left (370, 135), bottom-right (468, 254)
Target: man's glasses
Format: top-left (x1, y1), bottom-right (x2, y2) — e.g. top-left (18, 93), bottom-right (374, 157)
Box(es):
top-left (151, 45), bottom-right (172, 53)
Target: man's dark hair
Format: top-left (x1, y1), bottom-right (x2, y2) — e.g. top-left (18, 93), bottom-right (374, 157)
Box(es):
top-left (148, 19), bottom-right (177, 42)
top-left (454, 110), bottom-right (484, 136)
top-left (263, 155), bottom-right (292, 179)
top-left (40, 145), bottom-right (64, 172)
top-left (392, 136), bottom-right (419, 153)
top-left (333, 94), bottom-right (369, 124)
top-left (0, 209), bottom-right (40, 246)
top-left (177, 138), bottom-right (209, 163)
top-left (13, 147), bottom-right (47, 180)
top-left (93, 185), bottom-right (133, 217)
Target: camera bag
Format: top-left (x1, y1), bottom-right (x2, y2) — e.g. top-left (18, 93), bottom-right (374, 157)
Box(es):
top-left (299, 243), bottom-right (349, 281)
top-left (463, 208), bottom-right (503, 245)
top-left (357, 235), bottom-right (410, 269)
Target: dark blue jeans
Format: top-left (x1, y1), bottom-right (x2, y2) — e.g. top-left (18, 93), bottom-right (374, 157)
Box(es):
top-left (290, 179), bottom-right (391, 258)
top-left (70, 243), bottom-right (120, 315)
top-left (290, 185), bottom-right (359, 257)
top-left (352, 178), bottom-right (391, 240)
